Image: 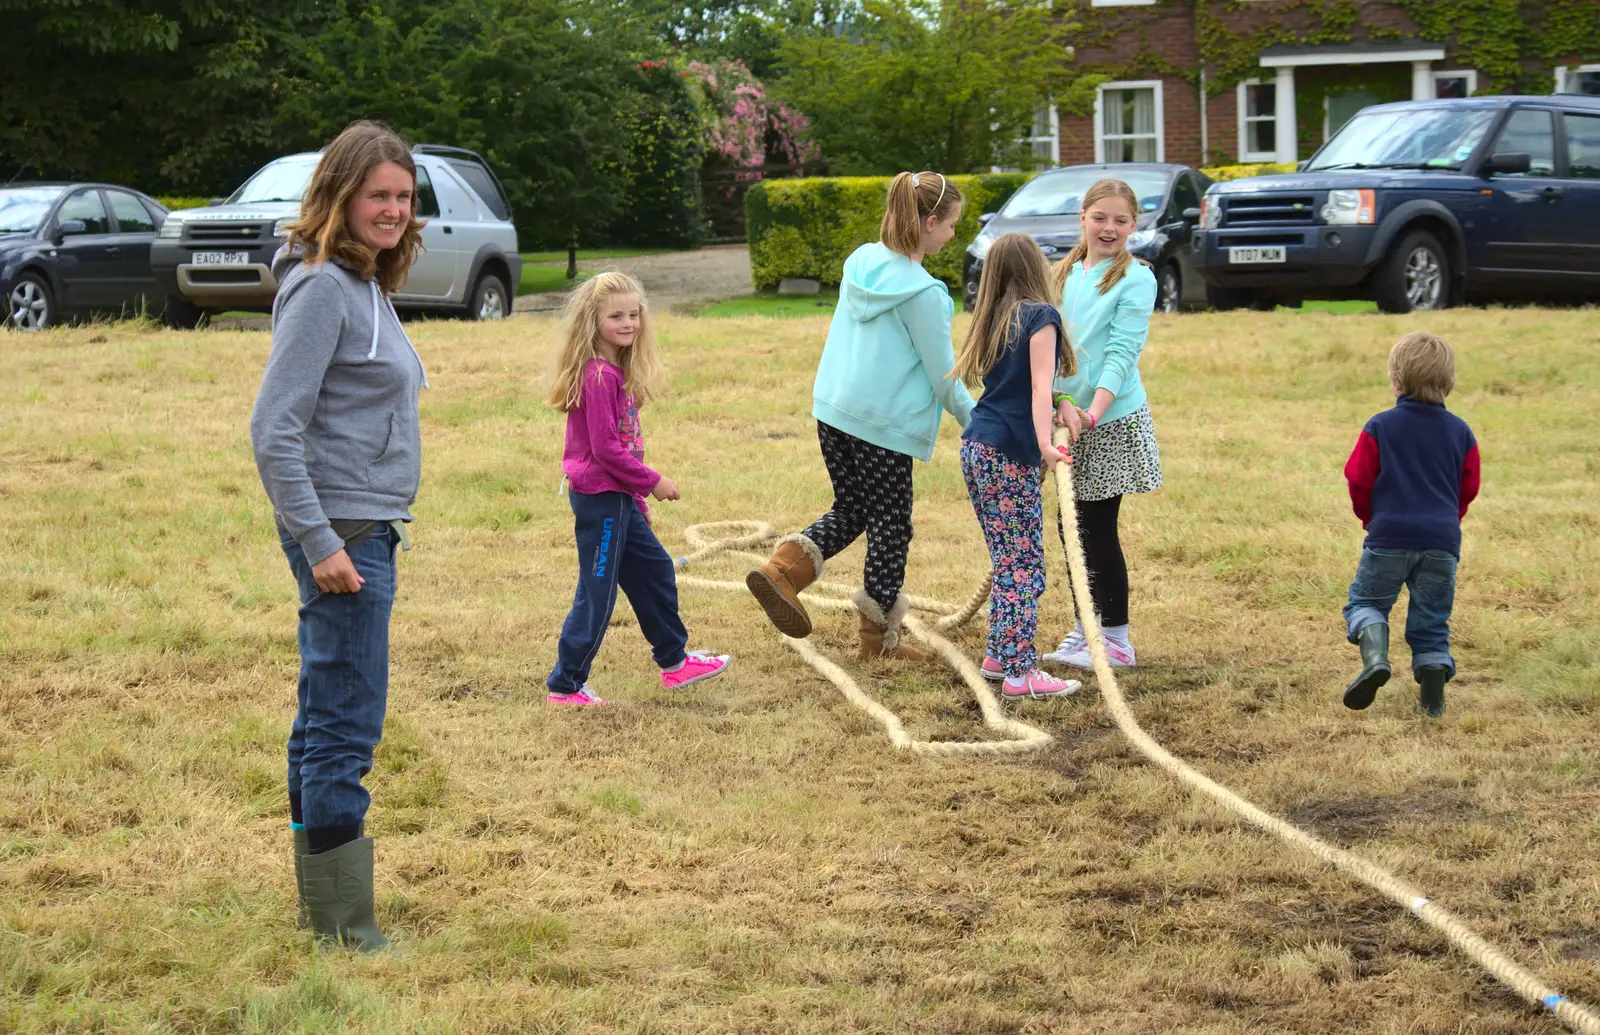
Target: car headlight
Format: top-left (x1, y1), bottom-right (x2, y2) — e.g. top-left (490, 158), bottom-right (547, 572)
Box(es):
top-left (1321, 188), bottom-right (1375, 225)
top-left (1127, 229), bottom-right (1156, 251)
top-left (967, 233), bottom-right (993, 261)
top-left (158, 217), bottom-right (185, 239)
top-left (273, 218), bottom-right (293, 238)
top-left (1200, 196), bottom-right (1221, 229)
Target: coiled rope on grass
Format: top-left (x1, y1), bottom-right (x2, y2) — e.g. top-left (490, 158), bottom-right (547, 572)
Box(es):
top-left (671, 430), bottom-right (1600, 1033)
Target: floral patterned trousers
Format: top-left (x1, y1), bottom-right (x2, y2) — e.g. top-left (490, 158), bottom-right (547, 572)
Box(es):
top-left (960, 439), bottom-right (1046, 678)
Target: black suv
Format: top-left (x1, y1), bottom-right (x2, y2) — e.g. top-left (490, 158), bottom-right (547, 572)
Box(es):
top-left (1194, 95), bottom-right (1600, 312)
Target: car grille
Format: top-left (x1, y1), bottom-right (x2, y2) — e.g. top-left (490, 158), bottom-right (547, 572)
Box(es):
top-left (1224, 195), bottom-right (1316, 227)
top-left (187, 222), bottom-right (266, 242)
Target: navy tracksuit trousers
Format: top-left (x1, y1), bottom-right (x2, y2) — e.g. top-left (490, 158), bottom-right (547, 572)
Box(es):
top-left (547, 490), bottom-right (688, 692)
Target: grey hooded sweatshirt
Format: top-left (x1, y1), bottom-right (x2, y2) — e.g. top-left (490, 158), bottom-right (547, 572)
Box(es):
top-left (250, 246), bottom-right (429, 567)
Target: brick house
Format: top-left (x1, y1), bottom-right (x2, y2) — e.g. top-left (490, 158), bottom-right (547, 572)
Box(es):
top-left (1023, 0), bottom-right (1600, 170)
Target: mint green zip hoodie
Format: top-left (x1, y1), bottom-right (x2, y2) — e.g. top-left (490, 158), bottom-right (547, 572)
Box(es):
top-left (812, 243), bottom-right (975, 461)
top-left (1055, 257), bottom-right (1157, 427)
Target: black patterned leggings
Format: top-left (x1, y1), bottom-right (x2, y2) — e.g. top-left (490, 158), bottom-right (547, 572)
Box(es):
top-left (1055, 494), bottom-right (1128, 628)
top-left (801, 422), bottom-right (914, 615)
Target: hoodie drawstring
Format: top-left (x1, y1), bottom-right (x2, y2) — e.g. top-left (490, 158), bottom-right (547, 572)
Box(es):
top-left (368, 280), bottom-right (431, 388)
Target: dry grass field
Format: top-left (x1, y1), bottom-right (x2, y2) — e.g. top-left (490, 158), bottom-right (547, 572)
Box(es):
top-left (2, 304), bottom-right (1597, 1034)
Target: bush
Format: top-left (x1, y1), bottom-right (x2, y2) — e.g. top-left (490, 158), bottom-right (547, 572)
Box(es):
top-left (155, 196), bottom-right (213, 212)
top-left (1200, 162), bottom-right (1298, 182)
top-left (745, 173), bottom-right (1033, 291)
top-left (607, 61), bottom-right (706, 249)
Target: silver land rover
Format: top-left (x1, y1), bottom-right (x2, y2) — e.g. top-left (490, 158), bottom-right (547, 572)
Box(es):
top-left (151, 145), bottom-right (520, 327)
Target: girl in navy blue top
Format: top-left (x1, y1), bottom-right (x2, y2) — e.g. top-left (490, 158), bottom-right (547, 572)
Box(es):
top-left (951, 233), bottom-right (1081, 698)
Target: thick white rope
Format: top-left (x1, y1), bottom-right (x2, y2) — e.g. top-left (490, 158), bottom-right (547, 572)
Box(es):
top-left (1043, 430), bottom-right (1599, 1035)
top-left (669, 443), bottom-right (1600, 1032)
top-left (675, 521), bottom-right (1050, 757)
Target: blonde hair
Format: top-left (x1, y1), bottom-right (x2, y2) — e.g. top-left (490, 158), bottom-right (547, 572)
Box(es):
top-left (283, 120), bottom-right (424, 295)
top-left (1388, 331), bottom-right (1455, 404)
top-left (881, 171), bottom-right (964, 257)
top-left (547, 271), bottom-right (667, 412)
top-left (952, 233), bottom-right (1076, 387)
top-left (1050, 178), bottom-right (1143, 300)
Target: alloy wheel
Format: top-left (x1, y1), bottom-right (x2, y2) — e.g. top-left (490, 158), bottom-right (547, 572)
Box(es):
top-left (1404, 246), bottom-right (1443, 310)
top-left (1159, 267), bottom-right (1181, 313)
top-left (8, 279), bottom-right (49, 331)
top-left (478, 284), bottom-right (507, 320)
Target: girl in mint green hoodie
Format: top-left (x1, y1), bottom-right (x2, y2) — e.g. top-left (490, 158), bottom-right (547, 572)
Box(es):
top-left (747, 171), bottom-right (975, 661)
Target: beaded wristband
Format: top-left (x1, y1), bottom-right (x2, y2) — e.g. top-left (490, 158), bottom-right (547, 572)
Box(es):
top-left (1052, 392), bottom-right (1075, 407)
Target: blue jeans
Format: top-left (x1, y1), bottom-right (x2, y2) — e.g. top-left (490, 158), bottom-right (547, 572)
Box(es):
top-left (547, 491), bottom-right (688, 693)
top-left (1342, 547), bottom-right (1457, 679)
top-left (280, 524), bottom-right (397, 830)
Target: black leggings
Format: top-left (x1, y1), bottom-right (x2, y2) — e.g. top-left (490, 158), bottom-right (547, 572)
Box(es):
top-left (1055, 494), bottom-right (1128, 628)
top-left (802, 422), bottom-right (914, 615)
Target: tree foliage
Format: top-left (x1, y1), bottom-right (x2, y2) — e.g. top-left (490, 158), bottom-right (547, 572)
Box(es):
top-left (771, 0), bottom-right (1078, 175)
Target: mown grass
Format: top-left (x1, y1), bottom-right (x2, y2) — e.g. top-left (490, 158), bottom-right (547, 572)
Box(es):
top-left (1, 305), bottom-right (1597, 1033)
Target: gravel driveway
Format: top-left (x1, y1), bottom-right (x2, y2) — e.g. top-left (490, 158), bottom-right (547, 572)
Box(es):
top-left (513, 244), bottom-right (752, 314)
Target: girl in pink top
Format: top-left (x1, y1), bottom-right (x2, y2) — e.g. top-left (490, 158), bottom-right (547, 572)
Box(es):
top-left (544, 272), bottom-right (731, 705)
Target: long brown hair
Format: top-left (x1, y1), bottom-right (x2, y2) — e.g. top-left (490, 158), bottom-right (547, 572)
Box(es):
top-left (283, 120), bottom-right (425, 294)
top-left (546, 271), bottom-right (667, 412)
top-left (881, 171), bottom-right (964, 257)
top-left (952, 233), bottom-right (1076, 387)
top-left (1050, 178), bottom-right (1141, 300)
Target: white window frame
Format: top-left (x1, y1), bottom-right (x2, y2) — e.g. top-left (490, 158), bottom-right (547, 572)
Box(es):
top-left (1026, 104), bottom-right (1060, 168)
top-left (1555, 64), bottom-right (1600, 94)
top-left (1236, 78), bottom-right (1279, 162)
top-left (1094, 79), bottom-right (1165, 163)
top-left (1431, 69), bottom-right (1478, 98)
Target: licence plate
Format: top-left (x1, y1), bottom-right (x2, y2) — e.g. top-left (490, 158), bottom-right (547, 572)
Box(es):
top-left (191, 250), bottom-right (250, 265)
top-left (1228, 246), bottom-right (1286, 264)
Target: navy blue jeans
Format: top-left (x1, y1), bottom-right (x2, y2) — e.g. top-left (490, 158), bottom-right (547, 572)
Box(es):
top-left (1342, 547), bottom-right (1457, 679)
top-left (547, 491), bottom-right (688, 693)
top-left (280, 524), bottom-right (396, 831)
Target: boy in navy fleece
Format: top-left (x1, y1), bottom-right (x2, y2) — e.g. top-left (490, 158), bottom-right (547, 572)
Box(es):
top-left (1341, 332), bottom-right (1480, 718)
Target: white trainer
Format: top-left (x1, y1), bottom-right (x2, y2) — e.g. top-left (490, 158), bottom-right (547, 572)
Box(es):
top-left (1041, 627), bottom-right (1088, 667)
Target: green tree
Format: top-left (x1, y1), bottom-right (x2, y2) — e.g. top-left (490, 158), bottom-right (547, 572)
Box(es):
top-left (771, 0), bottom-right (1079, 174)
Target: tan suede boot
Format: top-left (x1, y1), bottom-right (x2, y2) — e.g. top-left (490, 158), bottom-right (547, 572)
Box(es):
top-left (746, 534), bottom-right (823, 638)
top-left (854, 591), bottom-right (932, 662)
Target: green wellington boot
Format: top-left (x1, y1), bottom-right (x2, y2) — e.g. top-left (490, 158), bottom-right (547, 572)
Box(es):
top-left (1343, 623), bottom-right (1392, 710)
top-left (292, 828), bottom-right (310, 929)
top-left (301, 836), bottom-right (390, 952)
top-left (1417, 666), bottom-right (1448, 718)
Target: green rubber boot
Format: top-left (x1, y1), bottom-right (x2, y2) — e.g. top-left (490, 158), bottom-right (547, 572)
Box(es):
top-left (292, 828), bottom-right (309, 929)
top-left (1343, 623), bottom-right (1392, 710)
top-left (301, 837), bottom-right (390, 952)
top-left (1417, 666), bottom-right (1448, 718)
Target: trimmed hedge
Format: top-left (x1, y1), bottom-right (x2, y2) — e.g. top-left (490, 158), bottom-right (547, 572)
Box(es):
top-left (1199, 162), bottom-right (1297, 182)
top-left (155, 196), bottom-right (212, 212)
top-left (746, 173), bottom-right (1033, 291)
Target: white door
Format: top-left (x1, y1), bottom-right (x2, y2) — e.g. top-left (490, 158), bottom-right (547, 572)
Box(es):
top-left (433, 163), bottom-right (494, 298)
top-left (393, 163), bottom-right (457, 300)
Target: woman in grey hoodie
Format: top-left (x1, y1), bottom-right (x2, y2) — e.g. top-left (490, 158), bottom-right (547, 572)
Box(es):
top-left (249, 121), bottom-right (428, 951)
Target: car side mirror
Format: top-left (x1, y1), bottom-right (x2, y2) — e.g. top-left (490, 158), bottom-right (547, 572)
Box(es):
top-left (54, 219), bottom-right (87, 242)
top-left (977, 212), bottom-right (995, 225)
top-left (1482, 152), bottom-right (1531, 175)
top-left (209, 197), bottom-right (229, 207)
top-left (1182, 207), bottom-right (1201, 222)
top-left (1296, 160), bottom-right (1309, 171)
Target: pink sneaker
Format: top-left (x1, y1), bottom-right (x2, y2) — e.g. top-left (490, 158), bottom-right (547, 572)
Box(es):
top-left (547, 684), bottom-right (613, 707)
top-left (999, 669), bottom-right (1081, 699)
top-left (661, 650), bottom-right (731, 690)
top-left (980, 656), bottom-right (1005, 682)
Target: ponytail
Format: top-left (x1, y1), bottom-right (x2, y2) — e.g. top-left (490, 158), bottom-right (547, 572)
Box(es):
top-left (880, 170), bottom-right (964, 258)
top-left (1051, 177), bottom-right (1143, 298)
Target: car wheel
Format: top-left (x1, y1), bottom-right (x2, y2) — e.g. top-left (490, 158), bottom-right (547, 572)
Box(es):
top-left (162, 293), bottom-right (209, 330)
top-left (6, 273), bottom-right (53, 332)
top-left (469, 272), bottom-right (510, 321)
top-left (1373, 230), bottom-right (1449, 314)
top-left (1204, 283), bottom-right (1257, 311)
top-left (1157, 263), bottom-right (1182, 313)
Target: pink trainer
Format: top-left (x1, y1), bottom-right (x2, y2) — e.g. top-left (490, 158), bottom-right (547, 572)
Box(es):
top-left (999, 669), bottom-right (1081, 699)
top-left (661, 650), bottom-right (731, 690)
top-left (980, 656), bottom-right (1005, 682)
top-left (548, 684), bottom-right (613, 707)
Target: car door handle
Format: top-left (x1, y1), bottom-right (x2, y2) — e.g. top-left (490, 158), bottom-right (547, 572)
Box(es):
top-left (105, 246), bottom-right (121, 255)
top-left (442, 226), bottom-right (453, 234)
top-left (1542, 185), bottom-right (1563, 200)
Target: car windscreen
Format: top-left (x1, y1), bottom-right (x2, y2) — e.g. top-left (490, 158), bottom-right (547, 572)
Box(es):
top-left (230, 157), bottom-right (320, 204)
top-left (0, 186), bottom-right (67, 233)
top-left (1002, 169), bottom-right (1171, 218)
top-left (1305, 108), bottom-right (1497, 170)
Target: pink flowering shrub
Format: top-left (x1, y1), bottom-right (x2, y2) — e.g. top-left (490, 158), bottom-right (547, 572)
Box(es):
top-left (686, 58), bottom-right (819, 174)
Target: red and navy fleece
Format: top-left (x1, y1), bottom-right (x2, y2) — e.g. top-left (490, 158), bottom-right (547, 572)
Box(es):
top-left (1344, 395), bottom-right (1480, 557)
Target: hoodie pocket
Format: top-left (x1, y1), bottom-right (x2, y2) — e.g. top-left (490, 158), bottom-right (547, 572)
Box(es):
top-left (366, 411), bottom-right (419, 500)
